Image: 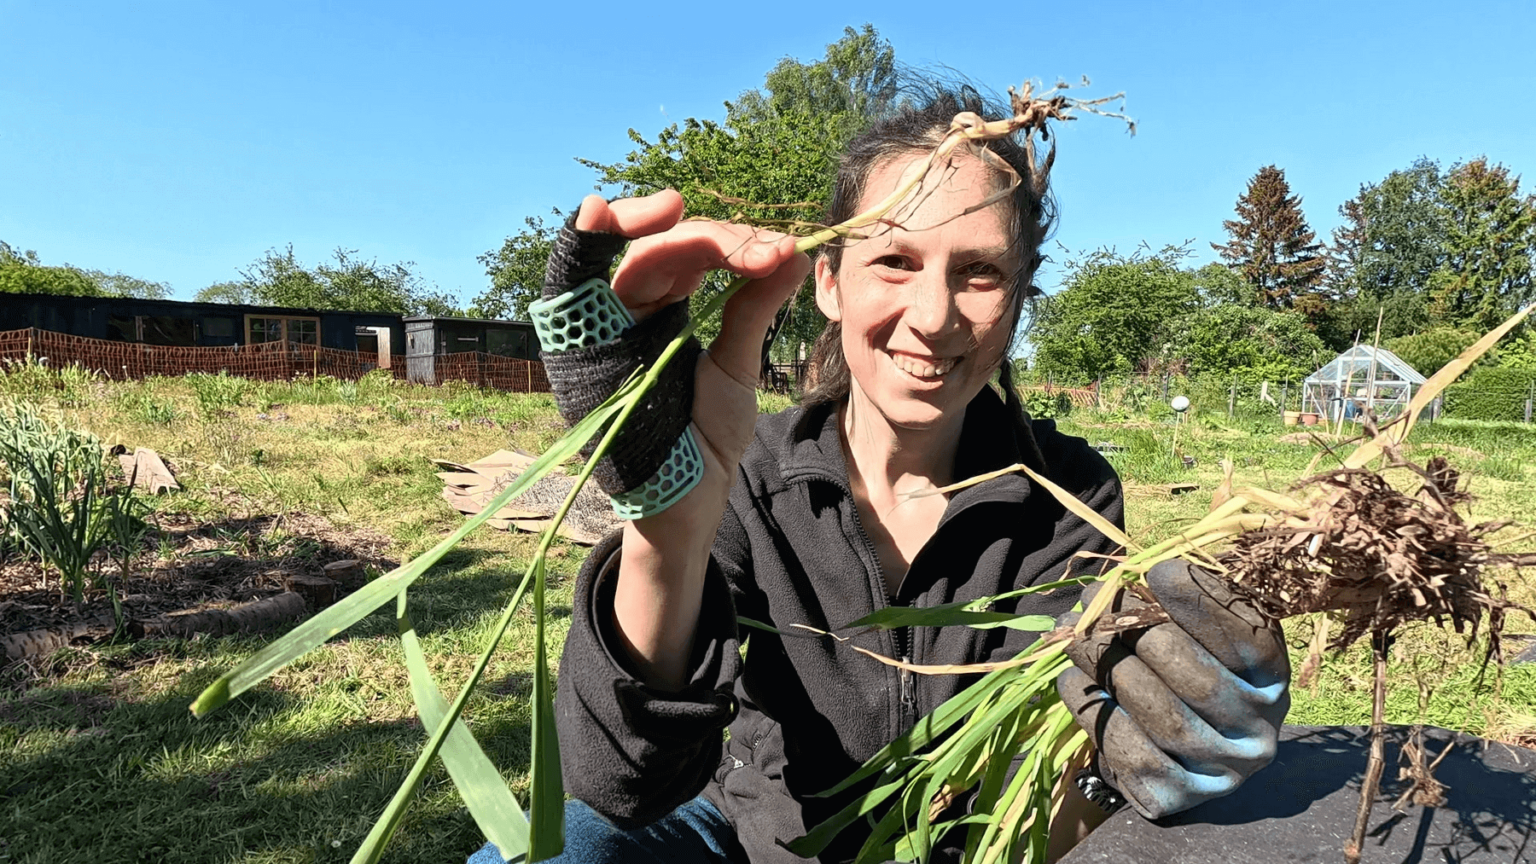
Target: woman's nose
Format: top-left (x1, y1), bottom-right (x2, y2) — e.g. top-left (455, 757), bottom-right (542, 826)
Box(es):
top-left (903, 272), bottom-right (958, 338)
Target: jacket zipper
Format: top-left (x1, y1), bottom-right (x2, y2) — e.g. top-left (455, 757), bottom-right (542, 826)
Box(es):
top-left (835, 477), bottom-right (919, 732)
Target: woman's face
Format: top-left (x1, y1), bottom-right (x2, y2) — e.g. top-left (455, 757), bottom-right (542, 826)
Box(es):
top-left (816, 151), bottom-right (1018, 432)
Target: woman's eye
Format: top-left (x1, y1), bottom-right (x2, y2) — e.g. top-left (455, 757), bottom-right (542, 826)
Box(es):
top-left (961, 263), bottom-right (1003, 287)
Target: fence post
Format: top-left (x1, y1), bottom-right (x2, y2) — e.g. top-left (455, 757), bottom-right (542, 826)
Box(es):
top-left (1280, 380), bottom-right (1290, 419)
top-left (1228, 373), bottom-right (1237, 418)
top-left (1095, 377), bottom-right (1103, 409)
top-left (1526, 380), bottom-right (1534, 424)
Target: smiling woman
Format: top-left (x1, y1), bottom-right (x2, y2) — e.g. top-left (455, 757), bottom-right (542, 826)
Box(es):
top-left (466, 84), bottom-right (1291, 864)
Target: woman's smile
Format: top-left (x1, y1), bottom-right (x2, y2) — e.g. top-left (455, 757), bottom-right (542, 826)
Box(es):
top-left (887, 350), bottom-right (959, 382)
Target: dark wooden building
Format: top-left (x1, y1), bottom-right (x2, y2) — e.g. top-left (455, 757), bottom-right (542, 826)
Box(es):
top-left (0, 293), bottom-right (404, 356)
top-left (403, 316), bottom-right (539, 384)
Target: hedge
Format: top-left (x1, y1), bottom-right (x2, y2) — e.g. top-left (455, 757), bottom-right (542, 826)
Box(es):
top-left (1444, 366), bottom-right (1536, 422)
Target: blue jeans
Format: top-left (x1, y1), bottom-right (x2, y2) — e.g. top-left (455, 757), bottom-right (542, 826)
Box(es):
top-left (467, 796), bottom-right (746, 864)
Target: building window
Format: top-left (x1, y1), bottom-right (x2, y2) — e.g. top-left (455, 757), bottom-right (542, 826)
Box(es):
top-left (486, 328), bottom-right (528, 358)
top-left (202, 317), bottom-right (236, 339)
top-left (105, 314), bottom-right (196, 345)
top-left (141, 316), bottom-right (196, 346)
top-left (107, 315), bottom-right (137, 342)
top-left (246, 316), bottom-right (321, 346)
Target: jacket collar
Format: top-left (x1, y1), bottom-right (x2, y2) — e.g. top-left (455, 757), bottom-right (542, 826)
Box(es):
top-left (778, 387), bottom-right (1049, 513)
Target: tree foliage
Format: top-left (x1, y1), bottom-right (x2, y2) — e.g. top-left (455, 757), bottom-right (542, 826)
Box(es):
top-left (1213, 165), bottom-right (1326, 312)
top-left (1029, 248), bottom-right (1199, 384)
top-left (1382, 327), bottom-right (1480, 378)
top-left (199, 245), bottom-right (459, 315)
top-left (0, 241), bottom-right (170, 299)
top-left (575, 25), bottom-right (896, 358)
top-left (472, 214), bottom-right (558, 322)
top-left (1426, 157), bottom-right (1536, 330)
top-left (1167, 304), bottom-right (1326, 385)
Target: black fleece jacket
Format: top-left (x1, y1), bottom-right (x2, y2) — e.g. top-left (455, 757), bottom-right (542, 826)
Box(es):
top-left (554, 388), bottom-right (1125, 863)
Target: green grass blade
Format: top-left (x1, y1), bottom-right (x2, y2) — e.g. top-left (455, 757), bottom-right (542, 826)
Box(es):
top-left (189, 392), bottom-right (631, 717)
top-left (396, 590), bottom-right (529, 862)
top-left (736, 615), bottom-right (783, 634)
top-left (349, 365), bottom-right (650, 864)
top-left (966, 615), bottom-right (1055, 632)
top-left (349, 541), bottom-right (546, 863)
top-left (846, 602), bottom-right (1027, 631)
top-left (812, 661), bottom-right (1025, 799)
top-left (527, 556), bottom-right (564, 861)
top-left (782, 776), bottom-right (908, 857)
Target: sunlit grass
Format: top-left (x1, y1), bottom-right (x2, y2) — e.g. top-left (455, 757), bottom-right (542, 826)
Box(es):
top-left (2, 373), bottom-right (1533, 862)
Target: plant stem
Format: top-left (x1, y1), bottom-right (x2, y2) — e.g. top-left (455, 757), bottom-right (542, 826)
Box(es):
top-left (1345, 629), bottom-right (1390, 864)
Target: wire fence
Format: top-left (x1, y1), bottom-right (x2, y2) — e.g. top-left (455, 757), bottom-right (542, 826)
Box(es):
top-left (0, 328), bottom-right (551, 394)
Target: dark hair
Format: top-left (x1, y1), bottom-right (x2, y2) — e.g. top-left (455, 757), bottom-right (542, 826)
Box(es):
top-left (800, 85), bottom-right (1056, 425)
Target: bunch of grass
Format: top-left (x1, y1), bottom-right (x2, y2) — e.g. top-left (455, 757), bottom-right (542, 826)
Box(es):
top-left (783, 304), bottom-right (1536, 864)
top-left (187, 82), bottom-right (1128, 864)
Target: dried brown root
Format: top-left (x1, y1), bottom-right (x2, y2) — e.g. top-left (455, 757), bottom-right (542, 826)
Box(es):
top-left (1393, 724), bottom-right (1451, 810)
top-left (1079, 453), bottom-right (1533, 864)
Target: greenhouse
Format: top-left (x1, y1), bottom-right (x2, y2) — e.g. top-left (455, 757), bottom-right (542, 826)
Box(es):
top-left (1300, 345), bottom-right (1430, 423)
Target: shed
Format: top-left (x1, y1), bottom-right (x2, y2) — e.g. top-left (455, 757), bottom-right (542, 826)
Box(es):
top-left (403, 316), bottom-right (539, 384)
top-left (0, 293), bottom-right (404, 357)
top-left (1301, 345), bottom-right (1430, 423)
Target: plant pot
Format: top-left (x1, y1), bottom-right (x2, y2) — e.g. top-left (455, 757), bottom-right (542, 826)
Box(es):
top-left (1300, 413), bottom-right (1320, 427)
top-left (1283, 410), bottom-right (1302, 426)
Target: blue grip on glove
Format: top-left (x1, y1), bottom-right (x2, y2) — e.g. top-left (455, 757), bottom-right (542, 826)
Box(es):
top-left (1056, 560), bottom-right (1291, 819)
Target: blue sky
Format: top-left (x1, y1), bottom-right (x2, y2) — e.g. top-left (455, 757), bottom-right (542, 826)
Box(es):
top-left (2, 1), bottom-right (1533, 309)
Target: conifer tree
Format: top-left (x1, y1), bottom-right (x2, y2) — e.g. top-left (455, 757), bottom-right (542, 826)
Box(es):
top-left (1326, 195), bottom-right (1367, 298)
top-left (1213, 165), bottom-right (1326, 311)
top-left (1427, 157), bottom-right (1536, 330)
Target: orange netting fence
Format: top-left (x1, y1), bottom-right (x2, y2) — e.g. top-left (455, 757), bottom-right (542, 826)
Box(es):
top-left (1017, 384), bottom-right (1099, 408)
top-left (0, 328), bottom-right (550, 394)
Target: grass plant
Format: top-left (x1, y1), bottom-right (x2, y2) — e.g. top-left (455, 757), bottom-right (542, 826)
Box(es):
top-left (1, 363), bottom-right (1533, 862)
top-left (3, 104), bottom-right (1535, 864)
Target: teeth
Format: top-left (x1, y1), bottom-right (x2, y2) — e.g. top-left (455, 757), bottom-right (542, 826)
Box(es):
top-left (892, 354), bottom-right (957, 378)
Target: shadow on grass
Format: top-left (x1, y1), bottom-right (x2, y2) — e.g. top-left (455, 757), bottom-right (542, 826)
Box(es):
top-left (1, 659), bottom-right (535, 864)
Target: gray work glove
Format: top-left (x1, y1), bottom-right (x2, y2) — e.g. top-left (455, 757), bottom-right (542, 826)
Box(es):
top-left (1056, 559), bottom-right (1291, 819)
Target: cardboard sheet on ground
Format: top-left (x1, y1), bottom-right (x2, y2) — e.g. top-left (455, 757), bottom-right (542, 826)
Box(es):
top-left (437, 449), bottom-right (620, 545)
top-left (116, 447), bottom-right (180, 494)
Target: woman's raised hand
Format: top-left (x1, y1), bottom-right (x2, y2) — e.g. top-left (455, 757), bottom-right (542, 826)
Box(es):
top-left (575, 191), bottom-right (810, 485)
top-left (575, 190), bottom-right (808, 689)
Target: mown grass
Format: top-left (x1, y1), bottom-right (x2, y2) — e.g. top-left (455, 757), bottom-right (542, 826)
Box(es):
top-left (2, 367), bottom-right (1534, 862)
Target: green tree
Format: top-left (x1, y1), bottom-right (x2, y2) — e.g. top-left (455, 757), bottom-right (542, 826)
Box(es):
top-left (1191, 262), bottom-right (1252, 307)
top-left (1383, 328), bottom-right (1480, 378)
top-left (195, 281), bottom-right (252, 305)
top-left (216, 245), bottom-right (458, 315)
top-left (1167, 304), bottom-right (1326, 384)
top-left (1, 242), bottom-right (102, 297)
top-left (2, 242), bottom-right (172, 300)
top-left (90, 271), bottom-right (171, 300)
top-left (1213, 165), bottom-right (1326, 312)
top-left (1318, 159), bottom-right (1446, 348)
top-left (578, 25), bottom-right (896, 365)
top-left (1344, 159), bottom-right (1446, 302)
top-left (472, 213), bottom-right (558, 321)
top-left (1427, 157), bottom-right (1536, 330)
top-left (1028, 248), bottom-right (1199, 384)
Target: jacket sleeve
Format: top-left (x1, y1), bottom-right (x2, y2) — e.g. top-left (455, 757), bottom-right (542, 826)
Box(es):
top-left (554, 508), bottom-right (750, 828)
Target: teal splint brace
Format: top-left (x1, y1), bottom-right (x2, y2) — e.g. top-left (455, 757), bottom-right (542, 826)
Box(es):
top-left (530, 278), bottom-right (704, 519)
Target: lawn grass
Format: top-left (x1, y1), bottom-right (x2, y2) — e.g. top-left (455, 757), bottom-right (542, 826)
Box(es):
top-left (2, 369), bottom-right (1533, 862)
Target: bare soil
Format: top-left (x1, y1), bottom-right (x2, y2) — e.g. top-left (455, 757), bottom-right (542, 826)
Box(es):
top-left (0, 512), bottom-right (395, 649)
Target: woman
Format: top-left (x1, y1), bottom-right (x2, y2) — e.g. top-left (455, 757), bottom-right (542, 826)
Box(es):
top-left (472, 88), bottom-right (1289, 864)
